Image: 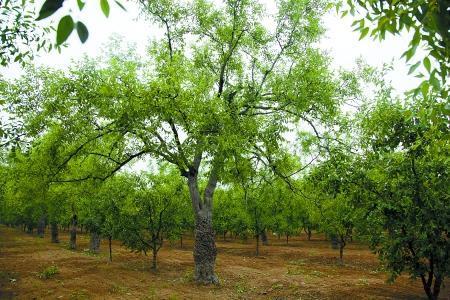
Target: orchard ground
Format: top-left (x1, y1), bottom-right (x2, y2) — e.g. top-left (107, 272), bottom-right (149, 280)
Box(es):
top-left (0, 225), bottom-right (447, 299)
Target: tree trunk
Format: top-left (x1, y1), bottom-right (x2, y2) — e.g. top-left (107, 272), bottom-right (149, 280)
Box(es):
top-left (338, 236), bottom-right (345, 265)
top-left (69, 214), bottom-right (77, 250)
top-left (180, 235), bottom-right (183, 248)
top-left (307, 229), bottom-right (312, 241)
top-left (422, 273), bottom-right (442, 300)
top-left (37, 216), bottom-right (45, 238)
top-left (151, 250), bottom-right (157, 270)
top-left (330, 234), bottom-right (339, 249)
top-left (256, 233), bottom-right (260, 256)
top-left (51, 222), bottom-right (59, 243)
top-left (193, 211), bottom-right (218, 284)
top-left (109, 236), bottom-right (113, 262)
top-left (261, 229), bottom-right (268, 246)
top-left (286, 233), bottom-right (289, 244)
top-left (89, 231), bottom-right (101, 253)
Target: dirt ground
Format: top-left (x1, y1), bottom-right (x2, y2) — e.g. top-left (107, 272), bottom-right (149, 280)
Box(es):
top-left (0, 225), bottom-right (447, 299)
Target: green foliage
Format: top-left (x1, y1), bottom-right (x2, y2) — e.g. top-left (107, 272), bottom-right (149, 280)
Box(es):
top-left (340, 0), bottom-right (449, 100)
top-left (38, 265), bottom-right (59, 279)
top-left (35, 0), bottom-right (126, 45)
top-left (0, 0), bottom-right (53, 66)
top-left (119, 167), bottom-right (191, 268)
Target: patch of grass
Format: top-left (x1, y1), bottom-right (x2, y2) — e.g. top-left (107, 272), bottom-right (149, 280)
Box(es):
top-left (286, 267), bottom-right (326, 278)
top-left (234, 281), bottom-right (247, 294)
top-left (38, 265), bottom-right (59, 279)
top-left (357, 278), bottom-right (370, 286)
top-left (288, 259), bottom-right (307, 266)
top-left (271, 283), bottom-right (284, 290)
top-left (109, 284), bottom-right (130, 294)
top-left (181, 269), bottom-right (194, 283)
top-left (69, 289), bottom-right (89, 300)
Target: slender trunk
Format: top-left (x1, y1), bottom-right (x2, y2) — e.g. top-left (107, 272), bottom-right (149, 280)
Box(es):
top-left (223, 231), bottom-right (226, 241)
top-left (261, 229), bottom-right (268, 246)
top-left (80, 224), bottom-right (83, 234)
top-left (193, 211), bottom-right (218, 284)
top-left (51, 222), bottom-right (59, 243)
top-left (331, 234), bottom-right (339, 249)
top-left (180, 235), bottom-right (183, 248)
top-left (109, 236), bottom-right (113, 262)
top-left (89, 231), bottom-right (101, 253)
top-left (286, 233), bottom-right (289, 244)
top-left (256, 233), bottom-right (260, 256)
top-left (422, 273), bottom-right (442, 300)
top-left (339, 236), bottom-right (345, 265)
top-left (69, 214), bottom-right (77, 250)
top-left (151, 250), bottom-right (157, 270)
top-left (307, 229), bottom-right (312, 241)
top-left (37, 216), bottom-right (45, 238)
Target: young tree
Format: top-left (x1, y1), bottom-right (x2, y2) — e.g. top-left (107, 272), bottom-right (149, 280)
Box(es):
top-left (120, 168), bottom-right (190, 270)
top-left (356, 98), bottom-right (449, 300)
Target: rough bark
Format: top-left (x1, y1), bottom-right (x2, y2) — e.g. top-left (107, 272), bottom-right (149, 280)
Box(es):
top-left (51, 222), bottom-right (59, 243)
top-left (89, 231), bottom-right (101, 253)
top-left (193, 212), bottom-right (218, 284)
top-left (69, 214), bottom-right (77, 250)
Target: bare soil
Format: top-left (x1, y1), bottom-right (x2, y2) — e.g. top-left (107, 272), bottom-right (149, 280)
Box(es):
top-left (0, 225), bottom-right (448, 299)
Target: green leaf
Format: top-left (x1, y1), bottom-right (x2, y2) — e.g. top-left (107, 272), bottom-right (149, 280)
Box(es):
top-left (100, 0), bottom-right (110, 17)
top-left (408, 61), bottom-right (420, 75)
top-left (420, 81), bottom-right (429, 98)
top-left (76, 21), bottom-right (89, 43)
top-left (77, 0), bottom-right (85, 11)
top-left (423, 57), bottom-right (431, 73)
top-left (114, 0), bottom-right (126, 11)
top-left (56, 15), bottom-right (74, 45)
top-left (359, 27), bottom-right (370, 40)
top-left (36, 0), bottom-right (65, 21)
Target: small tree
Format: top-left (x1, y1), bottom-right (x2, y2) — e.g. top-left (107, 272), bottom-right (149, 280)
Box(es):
top-left (120, 168), bottom-right (189, 270)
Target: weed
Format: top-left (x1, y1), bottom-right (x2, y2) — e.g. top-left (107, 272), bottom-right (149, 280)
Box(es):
top-left (38, 265), bottom-right (59, 279)
top-left (357, 278), bottom-right (370, 286)
top-left (69, 289), bottom-right (89, 300)
top-left (110, 284), bottom-right (130, 294)
top-left (181, 269), bottom-right (194, 283)
top-left (234, 281), bottom-right (247, 294)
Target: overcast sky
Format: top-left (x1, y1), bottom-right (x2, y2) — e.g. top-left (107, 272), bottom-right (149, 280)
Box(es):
top-left (3, 0), bottom-right (420, 95)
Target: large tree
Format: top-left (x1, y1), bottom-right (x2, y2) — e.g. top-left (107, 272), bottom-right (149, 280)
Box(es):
top-left (2, 0), bottom-right (350, 283)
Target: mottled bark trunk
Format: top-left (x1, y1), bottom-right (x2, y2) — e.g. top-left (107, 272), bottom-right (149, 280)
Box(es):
top-left (69, 214), bottom-right (77, 250)
top-left (193, 212), bottom-right (218, 284)
top-left (186, 157), bottom-right (220, 285)
top-left (89, 231), bottom-right (101, 253)
top-left (51, 222), bottom-right (59, 243)
top-left (37, 216), bottom-right (45, 238)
